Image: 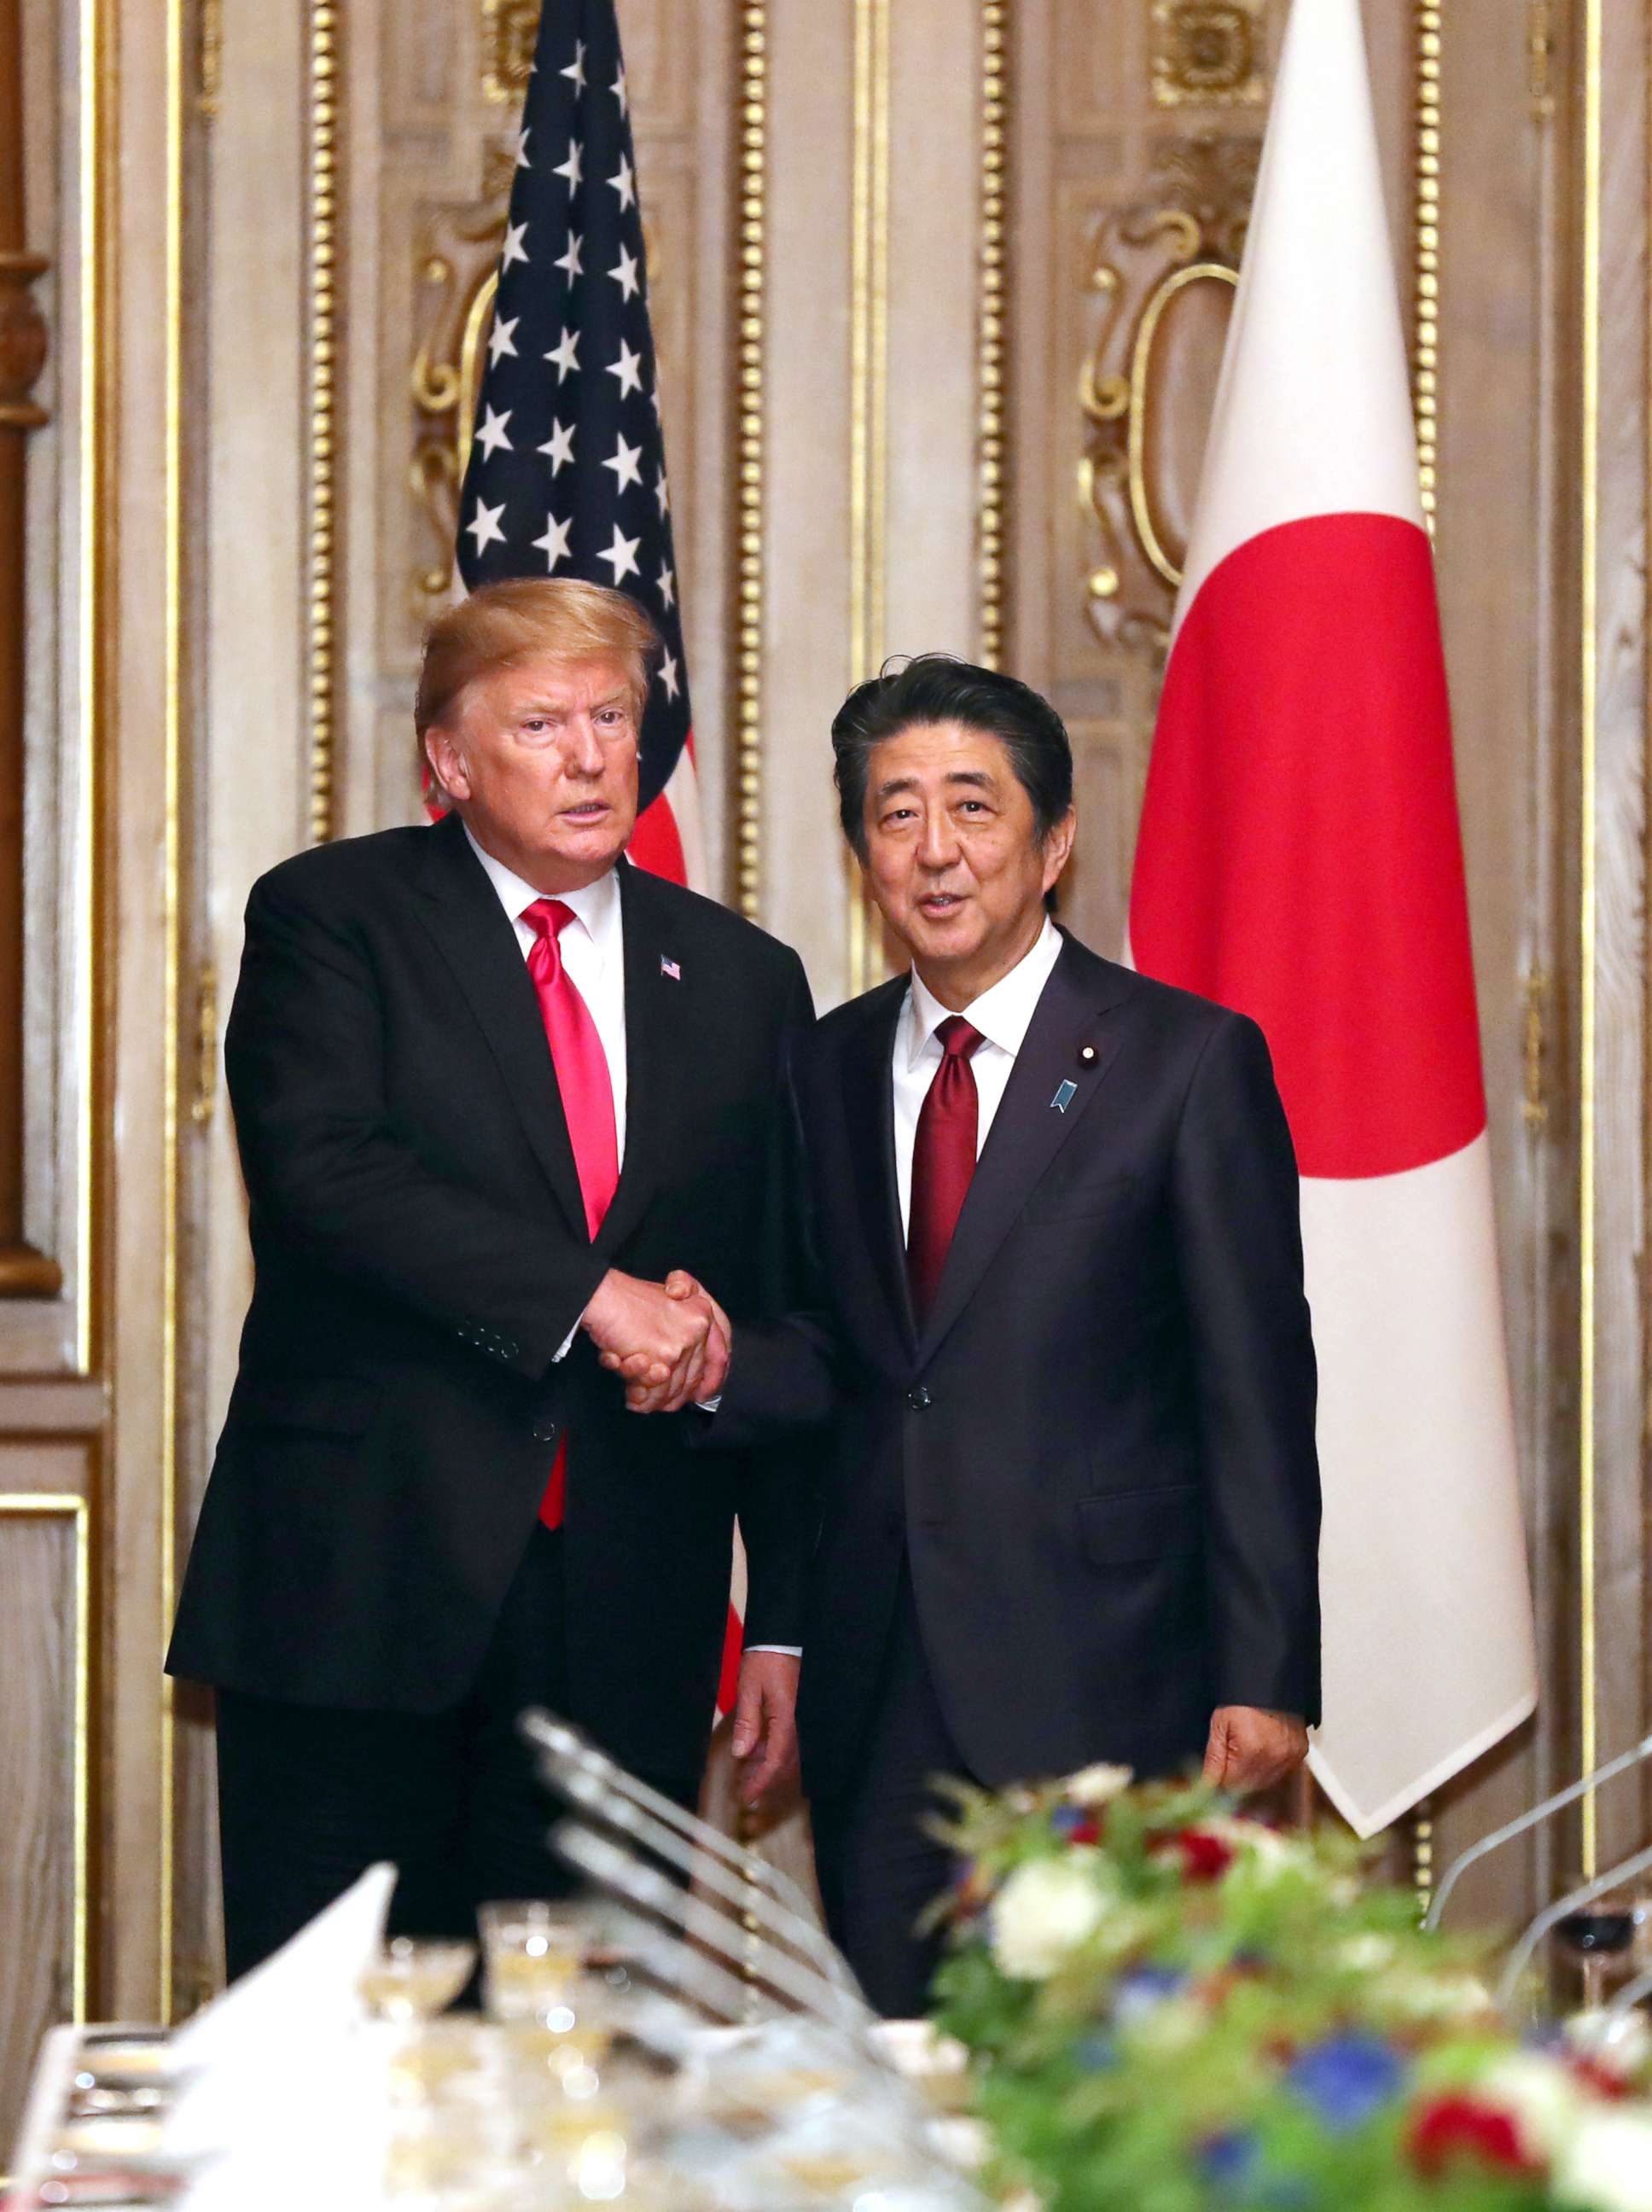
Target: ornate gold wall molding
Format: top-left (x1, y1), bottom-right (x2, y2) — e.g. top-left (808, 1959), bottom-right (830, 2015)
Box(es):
top-left (1077, 132), bottom-right (1258, 663)
top-left (845, 0), bottom-right (892, 996)
top-left (306, 0), bottom-right (340, 844)
top-left (409, 182), bottom-right (511, 615)
top-left (1575, 0), bottom-right (1602, 1880)
top-left (1151, 0), bottom-right (1268, 108)
top-left (735, 1), bottom-right (767, 923)
top-left (482, 0), bottom-right (540, 104)
top-left (978, 0), bottom-right (1008, 670)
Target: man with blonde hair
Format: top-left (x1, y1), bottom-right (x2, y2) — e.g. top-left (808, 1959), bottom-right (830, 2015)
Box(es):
top-left (170, 578), bottom-right (814, 1976)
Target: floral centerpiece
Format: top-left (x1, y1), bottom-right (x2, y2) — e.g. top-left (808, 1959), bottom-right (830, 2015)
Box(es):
top-left (928, 1767), bottom-right (1652, 2212)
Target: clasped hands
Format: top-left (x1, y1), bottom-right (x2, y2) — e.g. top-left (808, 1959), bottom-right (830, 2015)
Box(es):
top-left (583, 1267), bottom-right (730, 1414)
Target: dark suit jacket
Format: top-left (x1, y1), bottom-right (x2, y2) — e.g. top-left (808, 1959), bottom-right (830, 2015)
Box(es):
top-left (708, 929), bottom-right (1321, 1801)
top-left (168, 812), bottom-right (814, 1784)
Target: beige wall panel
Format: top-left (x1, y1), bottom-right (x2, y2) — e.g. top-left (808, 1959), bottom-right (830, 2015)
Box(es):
top-left (883, 0), bottom-right (982, 668)
top-left (759, 0), bottom-right (853, 994)
top-left (0, 1469), bottom-right (88, 2153)
top-left (1579, 0), bottom-right (1649, 1874)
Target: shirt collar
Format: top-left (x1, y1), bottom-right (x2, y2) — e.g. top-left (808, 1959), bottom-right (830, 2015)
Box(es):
top-left (903, 916), bottom-right (1062, 1070)
top-left (462, 822), bottom-right (623, 956)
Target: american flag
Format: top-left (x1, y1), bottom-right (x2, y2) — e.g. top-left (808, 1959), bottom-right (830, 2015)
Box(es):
top-left (458, 0), bottom-right (742, 1711)
top-left (457, 0), bottom-right (704, 888)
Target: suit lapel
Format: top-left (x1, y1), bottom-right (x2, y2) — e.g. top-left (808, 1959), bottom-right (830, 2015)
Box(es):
top-left (839, 981), bottom-right (917, 1358)
top-left (917, 936), bottom-right (1133, 1363)
top-left (410, 812), bottom-right (588, 1237)
top-left (594, 859), bottom-right (697, 1256)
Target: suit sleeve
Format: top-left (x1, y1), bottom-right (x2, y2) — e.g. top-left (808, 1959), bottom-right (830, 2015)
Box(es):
top-left (1170, 1011), bottom-right (1322, 1725)
top-left (225, 868), bottom-right (608, 1380)
top-left (728, 955), bottom-right (835, 1646)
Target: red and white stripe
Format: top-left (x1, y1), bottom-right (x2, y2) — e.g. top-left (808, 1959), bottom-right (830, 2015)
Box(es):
top-left (1126, 0), bottom-right (1536, 1836)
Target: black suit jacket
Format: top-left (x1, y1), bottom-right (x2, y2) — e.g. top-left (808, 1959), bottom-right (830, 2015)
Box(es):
top-left (168, 813), bottom-right (814, 1784)
top-left (709, 930), bottom-right (1321, 1800)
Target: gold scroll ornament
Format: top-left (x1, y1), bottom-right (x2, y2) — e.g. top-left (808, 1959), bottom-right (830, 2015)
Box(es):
top-left (1077, 132), bottom-right (1259, 665)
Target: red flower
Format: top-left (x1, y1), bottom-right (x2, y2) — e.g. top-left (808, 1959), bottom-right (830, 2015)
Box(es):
top-left (1407, 2097), bottom-right (1539, 2178)
top-left (1066, 1816), bottom-right (1102, 1847)
top-left (1173, 1828), bottom-right (1236, 1883)
top-left (1569, 2055), bottom-right (1631, 2102)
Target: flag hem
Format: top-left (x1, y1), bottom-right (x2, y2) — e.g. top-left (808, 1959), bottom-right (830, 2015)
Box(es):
top-left (1306, 1682), bottom-right (1539, 1841)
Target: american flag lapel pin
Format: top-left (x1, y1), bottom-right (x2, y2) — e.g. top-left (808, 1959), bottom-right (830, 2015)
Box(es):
top-left (660, 955), bottom-right (682, 981)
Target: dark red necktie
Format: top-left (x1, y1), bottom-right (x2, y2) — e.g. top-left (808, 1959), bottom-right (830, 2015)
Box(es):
top-left (907, 1016), bottom-right (985, 1324)
top-left (522, 898), bottom-right (620, 1529)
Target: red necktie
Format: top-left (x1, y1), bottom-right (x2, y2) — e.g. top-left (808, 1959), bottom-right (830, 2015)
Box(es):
top-left (906, 1016), bottom-right (985, 1324)
top-left (522, 898), bottom-right (620, 1528)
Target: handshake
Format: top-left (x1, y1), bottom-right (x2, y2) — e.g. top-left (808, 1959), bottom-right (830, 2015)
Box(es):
top-left (581, 1267), bottom-right (731, 1415)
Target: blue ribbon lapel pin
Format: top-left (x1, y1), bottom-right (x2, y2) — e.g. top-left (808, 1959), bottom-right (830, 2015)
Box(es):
top-left (1050, 1079), bottom-right (1079, 1115)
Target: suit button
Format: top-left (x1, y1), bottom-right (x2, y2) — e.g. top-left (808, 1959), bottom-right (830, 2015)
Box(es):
top-left (532, 1424), bottom-right (557, 1444)
top-left (906, 1386), bottom-right (932, 1412)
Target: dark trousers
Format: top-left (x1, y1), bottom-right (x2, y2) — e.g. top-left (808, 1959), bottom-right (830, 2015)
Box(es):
top-left (809, 1566), bottom-right (969, 2020)
top-left (217, 1525), bottom-right (695, 1982)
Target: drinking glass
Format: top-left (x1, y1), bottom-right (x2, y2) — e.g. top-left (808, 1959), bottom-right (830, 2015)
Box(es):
top-left (479, 1901), bottom-right (586, 2024)
top-left (358, 1936), bottom-right (477, 2024)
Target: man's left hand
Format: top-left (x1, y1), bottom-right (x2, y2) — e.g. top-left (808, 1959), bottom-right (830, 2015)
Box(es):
top-left (730, 1650), bottom-right (801, 1807)
top-left (1201, 1704), bottom-right (1308, 1792)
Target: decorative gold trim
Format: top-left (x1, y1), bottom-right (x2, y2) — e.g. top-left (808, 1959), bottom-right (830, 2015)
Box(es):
top-left (1150, 0), bottom-right (1268, 109)
top-left (978, 0), bottom-right (1008, 670)
top-left (846, 0), bottom-right (891, 995)
top-left (735, 3), bottom-right (767, 923)
top-left (196, 0), bottom-right (223, 117)
top-left (160, 0), bottom-right (186, 2025)
top-left (1404, 0), bottom-right (1442, 1908)
top-left (0, 1494), bottom-right (94, 2023)
top-left (480, 0), bottom-right (539, 105)
top-left (306, 1), bottom-right (340, 844)
top-left (1411, 6), bottom-right (1440, 535)
top-left (1577, 0), bottom-right (1602, 1880)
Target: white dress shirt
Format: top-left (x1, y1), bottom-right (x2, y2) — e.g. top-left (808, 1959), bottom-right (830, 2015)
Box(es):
top-left (464, 824), bottom-right (628, 1163)
top-left (892, 917), bottom-right (1063, 1231)
top-left (464, 828), bottom-right (794, 1659)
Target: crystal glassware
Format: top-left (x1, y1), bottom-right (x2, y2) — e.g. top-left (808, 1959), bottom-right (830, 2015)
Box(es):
top-left (358, 1936), bottom-right (478, 2025)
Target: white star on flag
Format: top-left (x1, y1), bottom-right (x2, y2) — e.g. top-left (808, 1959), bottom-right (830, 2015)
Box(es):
top-left (656, 561), bottom-right (675, 609)
top-left (538, 418), bottom-right (576, 474)
top-left (500, 220), bottom-right (529, 271)
top-left (654, 468), bottom-right (670, 517)
top-left (514, 126), bottom-right (532, 168)
top-left (603, 434), bottom-right (643, 493)
top-left (475, 405), bottom-right (514, 459)
top-left (554, 230), bottom-right (584, 282)
top-left (486, 314), bottom-right (519, 367)
top-left (544, 327), bottom-right (581, 381)
top-left (598, 523), bottom-right (641, 585)
top-left (609, 244), bottom-right (640, 300)
top-left (608, 339), bottom-right (643, 399)
top-left (613, 65), bottom-right (628, 116)
top-left (553, 138), bottom-right (583, 189)
top-left (608, 155), bottom-right (636, 211)
top-left (659, 649), bottom-right (680, 701)
top-left (533, 512), bottom-right (573, 570)
top-left (649, 385), bottom-right (662, 424)
top-left (466, 498), bottom-right (506, 556)
top-left (561, 39), bottom-right (586, 90)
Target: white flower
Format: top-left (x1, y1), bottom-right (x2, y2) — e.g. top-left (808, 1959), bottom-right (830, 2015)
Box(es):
top-left (1060, 1761), bottom-right (1133, 1807)
top-left (1556, 2109), bottom-right (1652, 2212)
top-left (1336, 1933), bottom-right (1397, 1973)
top-left (1384, 1969), bottom-right (1492, 2022)
top-left (1567, 2006), bottom-right (1652, 2075)
top-left (1201, 1814), bottom-right (1309, 1878)
top-left (991, 1855), bottom-right (1108, 1981)
top-left (1480, 2052), bottom-right (1584, 2161)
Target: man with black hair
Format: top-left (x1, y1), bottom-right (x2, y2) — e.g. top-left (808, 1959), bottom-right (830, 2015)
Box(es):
top-left (618, 655), bottom-right (1322, 2018)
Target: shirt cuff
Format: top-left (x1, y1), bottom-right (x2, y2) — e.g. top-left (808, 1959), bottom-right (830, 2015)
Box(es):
top-left (745, 1644), bottom-right (801, 1658)
top-left (694, 1394), bottom-right (722, 1413)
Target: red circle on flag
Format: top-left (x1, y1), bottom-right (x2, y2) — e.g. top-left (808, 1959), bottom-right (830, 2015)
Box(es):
top-left (1129, 511), bottom-right (1486, 1179)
